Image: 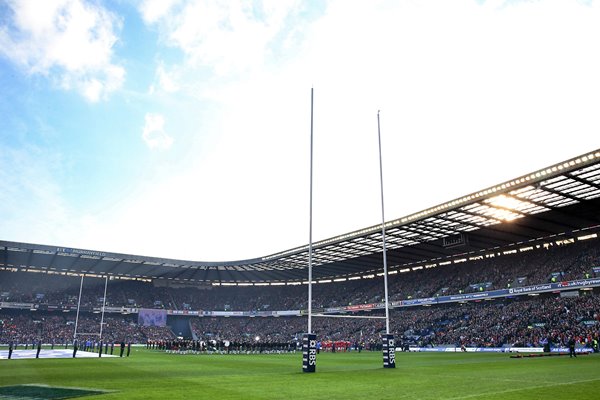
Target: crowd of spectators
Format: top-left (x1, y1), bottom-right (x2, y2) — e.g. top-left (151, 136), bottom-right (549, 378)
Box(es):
top-left (0, 240), bottom-right (600, 311)
top-left (2, 237), bottom-right (599, 313)
top-left (2, 291), bottom-right (599, 350)
top-left (1, 236), bottom-right (600, 350)
top-left (0, 312), bottom-right (175, 345)
top-left (390, 291), bottom-right (600, 349)
top-left (183, 291), bottom-right (600, 350)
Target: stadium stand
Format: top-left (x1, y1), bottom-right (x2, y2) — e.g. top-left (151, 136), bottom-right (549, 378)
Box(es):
top-left (1, 149), bottom-right (600, 351)
top-left (1, 235), bottom-right (599, 311)
top-left (1, 236), bottom-right (599, 350)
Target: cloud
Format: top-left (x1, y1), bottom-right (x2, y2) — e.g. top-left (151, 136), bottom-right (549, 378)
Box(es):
top-left (139, 0), bottom-right (181, 24)
top-left (138, 0), bottom-right (303, 76)
top-left (156, 63), bottom-right (180, 93)
top-left (0, 145), bottom-right (72, 246)
top-left (0, 0), bottom-right (124, 101)
top-left (142, 113), bottom-right (174, 150)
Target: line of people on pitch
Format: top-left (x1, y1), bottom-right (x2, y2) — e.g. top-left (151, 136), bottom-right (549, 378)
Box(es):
top-left (5, 339), bottom-right (43, 359)
top-left (71, 338), bottom-right (132, 358)
top-left (150, 338), bottom-right (298, 354)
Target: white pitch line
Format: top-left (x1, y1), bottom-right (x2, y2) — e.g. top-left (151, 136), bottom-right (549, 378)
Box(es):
top-left (445, 377), bottom-right (600, 400)
top-left (0, 350), bottom-right (116, 360)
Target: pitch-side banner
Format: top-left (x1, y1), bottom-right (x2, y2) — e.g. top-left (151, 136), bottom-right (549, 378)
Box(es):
top-left (408, 347), bottom-right (590, 353)
top-left (401, 278), bottom-right (600, 307)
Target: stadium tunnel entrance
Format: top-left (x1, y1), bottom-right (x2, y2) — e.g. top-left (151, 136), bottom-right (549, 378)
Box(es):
top-left (168, 316), bottom-right (193, 339)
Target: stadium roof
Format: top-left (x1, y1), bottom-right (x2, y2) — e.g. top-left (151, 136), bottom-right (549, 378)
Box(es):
top-left (2, 149), bottom-right (600, 284)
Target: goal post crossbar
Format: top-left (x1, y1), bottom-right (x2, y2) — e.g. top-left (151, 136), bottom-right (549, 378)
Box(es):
top-left (312, 314), bottom-right (387, 320)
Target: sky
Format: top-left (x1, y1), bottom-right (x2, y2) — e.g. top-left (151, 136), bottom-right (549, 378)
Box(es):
top-left (1, 0), bottom-right (599, 262)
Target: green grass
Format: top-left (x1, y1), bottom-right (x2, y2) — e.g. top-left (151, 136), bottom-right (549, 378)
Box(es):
top-left (1, 349), bottom-right (599, 399)
top-left (0, 384), bottom-right (108, 399)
